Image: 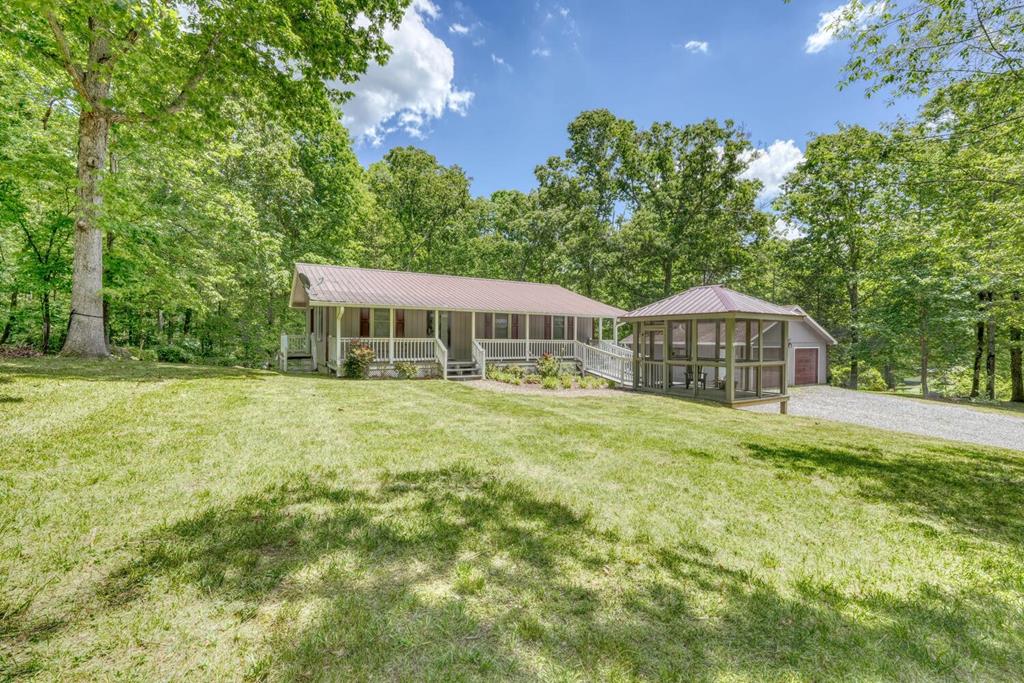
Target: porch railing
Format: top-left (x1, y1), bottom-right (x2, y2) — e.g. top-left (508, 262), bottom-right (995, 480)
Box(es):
top-left (578, 341), bottom-right (632, 385)
top-left (598, 339), bottom-right (631, 358)
top-left (640, 360), bottom-right (664, 390)
top-left (476, 339), bottom-right (578, 362)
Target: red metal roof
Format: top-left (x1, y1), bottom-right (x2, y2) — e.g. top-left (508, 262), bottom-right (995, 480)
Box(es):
top-left (622, 285), bottom-right (801, 319)
top-left (292, 264), bottom-right (625, 317)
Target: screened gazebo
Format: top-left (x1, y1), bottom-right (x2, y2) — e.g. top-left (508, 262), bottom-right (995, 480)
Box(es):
top-left (621, 285), bottom-right (804, 412)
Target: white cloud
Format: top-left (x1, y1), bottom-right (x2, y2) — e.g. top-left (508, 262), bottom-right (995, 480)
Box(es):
top-left (684, 40), bottom-right (709, 54)
top-left (340, 0), bottom-right (474, 146)
top-left (775, 218), bottom-right (804, 240)
top-left (740, 139), bottom-right (805, 201)
top-left (491, 53), bottom-right (513, 71)
top-left (532, 47), bottom-right (551, 57)
top-left (805, 1), bottom-right (884, 54)
top-left (449, 22), bottom-right (469, 34)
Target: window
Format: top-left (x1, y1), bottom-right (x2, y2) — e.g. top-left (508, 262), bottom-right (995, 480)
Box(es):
top-left (553, 315), bottom-right (565, 340)
top-left (373, 308), bottom-right (390, 337)
top-left (495, 314), bottom-right (509, 339)
top-left (669, 321), bottom-right (690, 360)
top-left (762, 322), bottom-right (783, 361)
top-left (697, 320), bottom-right (724, 360)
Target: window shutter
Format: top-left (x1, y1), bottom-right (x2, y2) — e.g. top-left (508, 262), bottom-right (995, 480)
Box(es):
top-left (395, 310), bottom-right (405, 338)
top-left (511, 314), bottom-right (519, 339)
top-left (544, 316), bottom-right (552, 340)
top-left (484, 313), bottom-right (493, 338)
top-left (568, 317), bottom-right (575, 340)
top-left (359, 308), bottom-right (369, 337)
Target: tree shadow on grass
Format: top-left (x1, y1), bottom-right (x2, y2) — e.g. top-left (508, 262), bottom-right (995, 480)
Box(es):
top-left (744, 442), bottom-right (1024, 546)
top-left (78, 466), bottom-right (1024, 679)
top-left (0, 358), bottom-right (267, 383)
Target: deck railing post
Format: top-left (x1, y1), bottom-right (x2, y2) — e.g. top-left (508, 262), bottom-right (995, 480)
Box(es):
top-left (725, 317), bottom-right (736, 405)
top-left (281, 333), bottom-right (288, 373)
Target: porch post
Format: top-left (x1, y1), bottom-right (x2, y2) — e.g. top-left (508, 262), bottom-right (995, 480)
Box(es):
top-left (281, 333), bottom-right (288, 373)
top-left (434, 309), bottom-right (439, 340)
top-left (388, 308), bottom-right (395, 362)
top-left (757, 319), bottom-right (764, 397)
top-left (613, 319), bottom-right (620, 344)
top-left (725, 317), bottom-right (736, 404)
top-left (335, 305), bottom-right (343, 378)
top-left (598, 317), bottom-right (603, 341)
top-left (525, 314), bottom-right (530, 360)
top-left (471, 311), bottom-right (476, 342)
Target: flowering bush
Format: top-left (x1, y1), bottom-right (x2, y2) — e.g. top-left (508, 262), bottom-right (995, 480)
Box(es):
top-left (343, 342), bottom-right (375, 379)
top-left (394, 361), bottom-right (418, 379)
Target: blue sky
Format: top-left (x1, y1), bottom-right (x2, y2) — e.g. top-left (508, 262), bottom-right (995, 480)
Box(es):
top-left (342, 0), bottom-right (916, 201)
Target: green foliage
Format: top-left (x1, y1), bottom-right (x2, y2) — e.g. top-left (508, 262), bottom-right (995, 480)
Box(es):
top-left (541, 375), bottom-right (560, 390)
top-left (393, 361), bottom-right (418, 380)
top-left (523, 374), bottom-right (542, 385)
top-left (831, 365), bottom-right (888, 392)
top-left (535, 353), bottom-right (561, 378)
top-left (559, 373), bottom-right (574, 389)
top-left (343, 343), bottom-right (375, 379)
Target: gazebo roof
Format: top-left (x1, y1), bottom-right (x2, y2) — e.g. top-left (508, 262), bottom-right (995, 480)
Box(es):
top-left (621, 285), bottom-right (802, 320)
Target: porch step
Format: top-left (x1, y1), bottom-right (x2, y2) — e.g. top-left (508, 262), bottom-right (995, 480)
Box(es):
top-left (446, 360), bottom-right (481, 380)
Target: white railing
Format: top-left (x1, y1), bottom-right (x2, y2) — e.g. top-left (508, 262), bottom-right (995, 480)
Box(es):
top-left (393, 338), bottom-right (436, 362)
top-left (598, 339), bottom-right (631, 358)
top-left (434, 338), bottom-right (448, 379)
top-left (472, 340), bottom-right (487, 378)
top-left (529, 340), bottom-right (576, 359)
top-left (578, 341), bottom-right (632, 384)
top-left (641, 361), bottom-right (664, 390)
top-left (478, 339), bottom-right (528, 361)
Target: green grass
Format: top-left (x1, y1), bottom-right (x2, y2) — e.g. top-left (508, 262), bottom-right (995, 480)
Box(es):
top-left (2, 358), bottom-right (1023, 681)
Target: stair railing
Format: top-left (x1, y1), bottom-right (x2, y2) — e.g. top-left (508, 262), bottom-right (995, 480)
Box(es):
top-left (472, 339), bottom-right (487, 379)
top-left (434, 337), bottom-right (448, 379)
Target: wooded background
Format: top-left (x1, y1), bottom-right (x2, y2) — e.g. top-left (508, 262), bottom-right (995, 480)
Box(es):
top-left (1, 0), bottom-right (1022, 400)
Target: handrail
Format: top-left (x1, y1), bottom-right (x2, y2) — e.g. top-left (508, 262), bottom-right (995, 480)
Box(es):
top-left (434, 338), bottom-right (448, 379)
top-left (472, 339), bottom-right (487, 378)
top-left (598, 339), bottom-right (631, 358)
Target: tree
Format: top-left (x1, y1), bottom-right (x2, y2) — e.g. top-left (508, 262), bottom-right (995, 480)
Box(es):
top-left (776, 126), bottom-right (888, 389)
top-left (621, 118), bottom-right (769, 297)
top-left (366, 147), bottom-right (474, 273)
top-left (4, 0), bottom-right (408, 357)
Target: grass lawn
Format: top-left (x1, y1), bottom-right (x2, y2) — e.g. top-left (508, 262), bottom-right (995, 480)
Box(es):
top-left (2, 358), bottom-right (1023, 681)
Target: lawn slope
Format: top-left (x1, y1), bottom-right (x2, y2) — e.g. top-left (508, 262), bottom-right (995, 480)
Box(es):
top-left (2, 359), bottom-right (1023, 681)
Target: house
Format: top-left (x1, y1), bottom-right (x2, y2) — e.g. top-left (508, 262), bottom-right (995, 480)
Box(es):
top-left (618, 301), bottom-right (835, 386)
top-left (620, 285), bottom-right (816, 412)
top-left (283, 263), bottom-right (626, 379)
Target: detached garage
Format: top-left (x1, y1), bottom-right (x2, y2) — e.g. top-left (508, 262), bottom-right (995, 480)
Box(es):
top-left (786, 305), bottom-right (835, 385)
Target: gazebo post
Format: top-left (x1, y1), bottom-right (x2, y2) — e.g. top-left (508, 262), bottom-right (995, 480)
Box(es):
top-left (780, 319), bottom-right (790, 414)
top-left (662, 320), bottom-right (670, 393)
top-left (757, 320), bottom-right (764, 397)
top-left (632, 321), bottom-right (641, 390)
top-left (725, 317), bottom-right (736, 405)
top-left (690, 318), bottom-right (698, 398)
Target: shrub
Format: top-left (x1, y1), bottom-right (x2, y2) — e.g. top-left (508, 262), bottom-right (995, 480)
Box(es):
top-left (559, 373), bottom-right (574, 389)
top-left (156, 341), bottom-right (201, 364)
top-left (394, 361), bottom-right (418, 379)
top-left (485, 364), bottom-right (501, 380)
top-left (578, 375), bottom-right (608, 390)
top-left (535, 353), bottom-right (561, 378)
top-left (830, 364), bottom-right (888, 392)
top-left (136, 348), bottom-right (158, 362)
top-left (541, 376), bottom-right (559, 390)
top-left (504, 364), bottom-right (526, 379)
top-left (343, 342), bottom-right (375, 379)
top-left (523, 374), bottom-right (542, 385)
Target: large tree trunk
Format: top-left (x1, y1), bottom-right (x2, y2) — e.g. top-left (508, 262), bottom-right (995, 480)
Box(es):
top-left (1011, 291), bottom-right (1023, 402)
top-left (848, 281), bottom-right (859, 390)
top-left (41, 291), bottom-right (52, 353)
top-left (986, 295), bottom-right (996, 400)
top-left (61, 30), bottom-right (112, 358)
top-left (0, 291), bottom-right (16, 344)
top-left (971, 291), bottom-right (986, 398)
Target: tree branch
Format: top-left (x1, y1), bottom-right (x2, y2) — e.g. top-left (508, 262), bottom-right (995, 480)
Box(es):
top-left (44, 11), bottom-right (91, 105)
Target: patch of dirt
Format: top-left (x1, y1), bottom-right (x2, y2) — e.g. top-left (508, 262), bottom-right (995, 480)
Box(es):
top-left (462, 379), bottom-right (628, 398)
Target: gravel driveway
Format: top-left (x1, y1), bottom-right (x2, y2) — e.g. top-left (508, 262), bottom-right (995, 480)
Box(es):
top-left (742, 385), bottom-right (1024, 452)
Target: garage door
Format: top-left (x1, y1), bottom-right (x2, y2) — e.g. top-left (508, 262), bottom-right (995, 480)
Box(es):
top-left (794, 348), bottom-right (818, 385)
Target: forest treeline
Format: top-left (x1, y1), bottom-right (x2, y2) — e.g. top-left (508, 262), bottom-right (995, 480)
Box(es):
top-left (1, 1), bottom-right (1022, 400)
